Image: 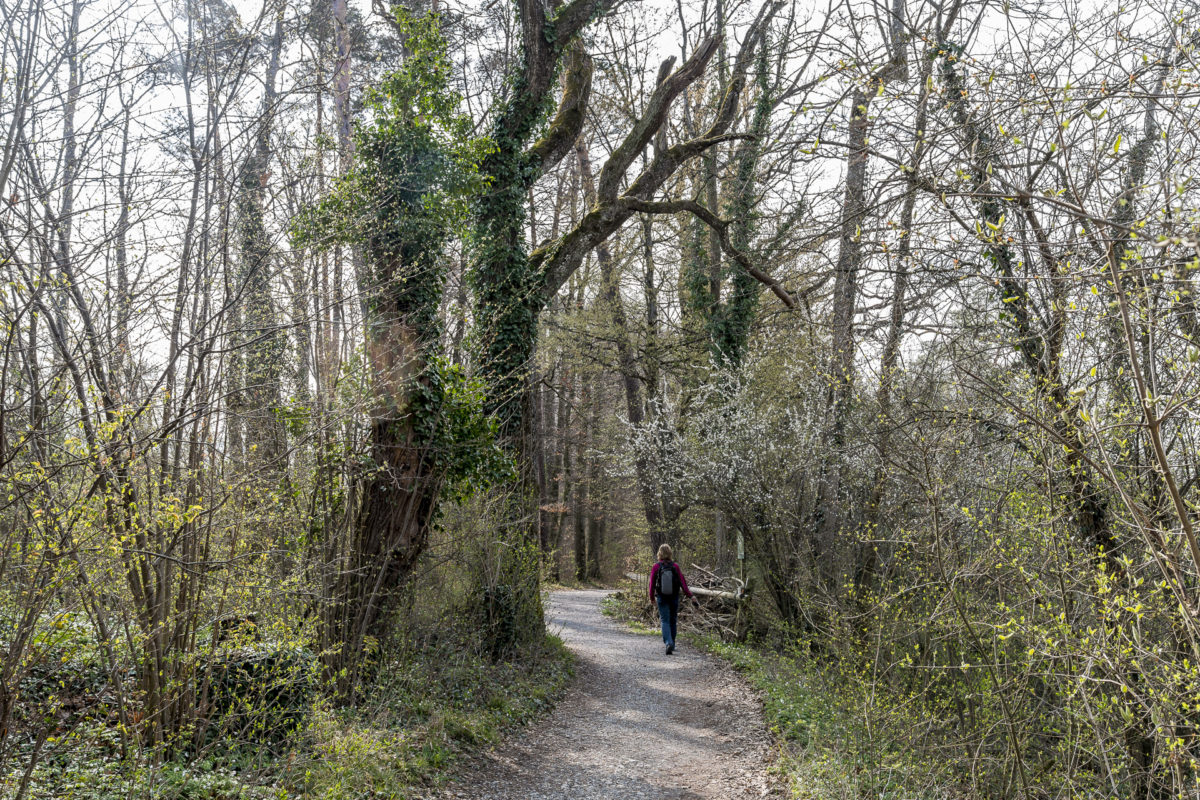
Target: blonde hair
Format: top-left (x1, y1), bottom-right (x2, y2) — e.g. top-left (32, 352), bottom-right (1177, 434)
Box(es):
top-left (657, 544), bottom-right (673, 561)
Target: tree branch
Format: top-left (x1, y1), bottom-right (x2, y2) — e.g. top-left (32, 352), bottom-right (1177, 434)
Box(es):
top-left (595, 46), bottom-right (699, 200)
top-left (537, 2), bottom-right (782, 299)
top-left (530, 40), bottom-right (594, 172)
top-left (623, 198), bottom-right (795, 307)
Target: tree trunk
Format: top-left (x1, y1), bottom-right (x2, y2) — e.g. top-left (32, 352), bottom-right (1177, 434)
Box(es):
top-left (815, 87), bottom-right (871, 583)
top-left (576, 138), bottom-right (665, 552)
top-left (237, 3), bottom-right (287, 473)
top-left (330, 0), bottom-right (351, 373)
top-left (863, 57), bottom-right (932, 585)
top-left (585, 373), bottom-right (603, 580)
top-left (587, 511), bottom-right (604, 580)
top-left (327, 409), bottom-right (441, 696)
top-left (573, 365), bottom-right (592, 582)
top-left (552, 336), bottom-right (574, 583)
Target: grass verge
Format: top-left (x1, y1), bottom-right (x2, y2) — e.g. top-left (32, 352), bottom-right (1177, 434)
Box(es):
top-left (693, 636), bottom-right (856, 799)
top-left (599, 589), bottom-right (658, 636)
top-left (2, 632), bottom-right (572, 800)
top-left (602, 579), bottom-right (947, 800)
top-left (694, 635), bottom-right (959, 799)
top-left (297, 631), bottom-right (573, 800)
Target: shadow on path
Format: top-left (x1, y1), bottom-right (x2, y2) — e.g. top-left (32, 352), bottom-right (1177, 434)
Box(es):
top-left (429, 590), bottom-right (777, 800)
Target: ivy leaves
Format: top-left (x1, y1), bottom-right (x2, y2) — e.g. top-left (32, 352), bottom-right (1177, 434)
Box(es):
top-left (292, 9), bottom-right (509, 495)
top-left (292, 9), bottom-right (486, 265)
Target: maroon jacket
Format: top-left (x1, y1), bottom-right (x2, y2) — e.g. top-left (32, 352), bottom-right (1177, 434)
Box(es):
top-left (649, 561), bottom-right (693, 603)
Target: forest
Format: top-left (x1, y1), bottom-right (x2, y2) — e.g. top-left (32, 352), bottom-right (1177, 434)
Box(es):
top-left (3, 0), bottom-right (1200, 795)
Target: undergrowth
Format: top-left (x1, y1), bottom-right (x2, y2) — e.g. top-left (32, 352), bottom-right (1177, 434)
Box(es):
top-left (697, 635), bottom-right (965, 800)
top-left (299, 630), bottom-right (573, 799)
top-left (603, 578), bottom-right (957, 799)
top-left (2, 630), bottom-right (572, 800)
top-left (599, 589), bottom-right (658, 636)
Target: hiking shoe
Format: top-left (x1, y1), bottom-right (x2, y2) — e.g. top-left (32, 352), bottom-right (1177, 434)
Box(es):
top-left (666, 643), bottom-right (675, 655)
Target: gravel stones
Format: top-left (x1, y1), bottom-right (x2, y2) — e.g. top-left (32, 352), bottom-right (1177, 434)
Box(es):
top-left (426, 589), bottom-right (779, 800)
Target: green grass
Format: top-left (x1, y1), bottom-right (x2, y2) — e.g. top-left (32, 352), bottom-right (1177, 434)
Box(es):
top-left (698, 638), bottom-right (833, 748)
top-left (693, 636), bottom-right (954, 800)
top-left (599, 583), bottom-right (944, 800)
top-left (298, 632), bottom-right (574, 799)
top-left (2, 632), bottom-right (573, 800)
top-left (693, 635), bottom-right (874, 799)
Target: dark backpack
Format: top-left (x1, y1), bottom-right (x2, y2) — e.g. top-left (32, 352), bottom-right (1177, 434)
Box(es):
top-left (656, 562), bottom-right (678, 599)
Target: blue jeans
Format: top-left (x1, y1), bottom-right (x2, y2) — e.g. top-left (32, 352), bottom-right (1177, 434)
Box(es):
top-left (657, 595), bottom-right (679, 647)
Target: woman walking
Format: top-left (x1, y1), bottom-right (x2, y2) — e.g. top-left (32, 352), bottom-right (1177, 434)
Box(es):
top-left (648, 544), bottom-right (698, 654)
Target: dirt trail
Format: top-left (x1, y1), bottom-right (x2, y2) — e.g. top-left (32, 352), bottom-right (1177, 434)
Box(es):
top-left (430, 589), bottom-right (779, 799)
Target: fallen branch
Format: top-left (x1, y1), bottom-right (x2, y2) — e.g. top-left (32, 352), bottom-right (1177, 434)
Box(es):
top-left (624, 572), bottom-right (743, 601)
top-left (689, 562), bottom-right (746, 593)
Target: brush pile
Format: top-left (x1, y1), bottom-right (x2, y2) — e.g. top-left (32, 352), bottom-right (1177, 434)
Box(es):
top-left (619, 564), bottom-right (747, 640)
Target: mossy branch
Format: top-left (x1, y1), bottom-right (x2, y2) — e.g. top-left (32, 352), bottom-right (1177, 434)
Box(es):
top-left (529, 41), bottom-right (594, 173)
top-left (538, 3), bottom-right (782, 301)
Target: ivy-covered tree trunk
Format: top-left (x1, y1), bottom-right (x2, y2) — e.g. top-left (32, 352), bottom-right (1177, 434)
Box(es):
top-left (468, 104), bottom-right (547, 651)
top-left (299, 10), bottom-right (501, 693)
top-left (469, 0), bottom-right (779, 648)
top-left (719, 41), bottom-right (772, 368)
top-left (471, 35), bottom-right (592, 428)
top-left (679, 40), bottom-right (770, 372)
top-left (320, 170), bottom-right (459, 695)
top-left (235, 3), bottom-right (287, 474)
top-left (469, 14), bottom-right (599, 651)
top-left (327, 283), bottom-right (443, 695)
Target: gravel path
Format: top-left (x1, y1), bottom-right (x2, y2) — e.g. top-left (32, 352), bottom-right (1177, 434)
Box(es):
top-left (429, 589), bottom-right (779, 799)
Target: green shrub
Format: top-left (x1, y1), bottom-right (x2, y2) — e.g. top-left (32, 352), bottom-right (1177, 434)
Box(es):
top-left (203, 645), bottom-right (318, 746)
top-left (297, 631), bottom-right (572, 799)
